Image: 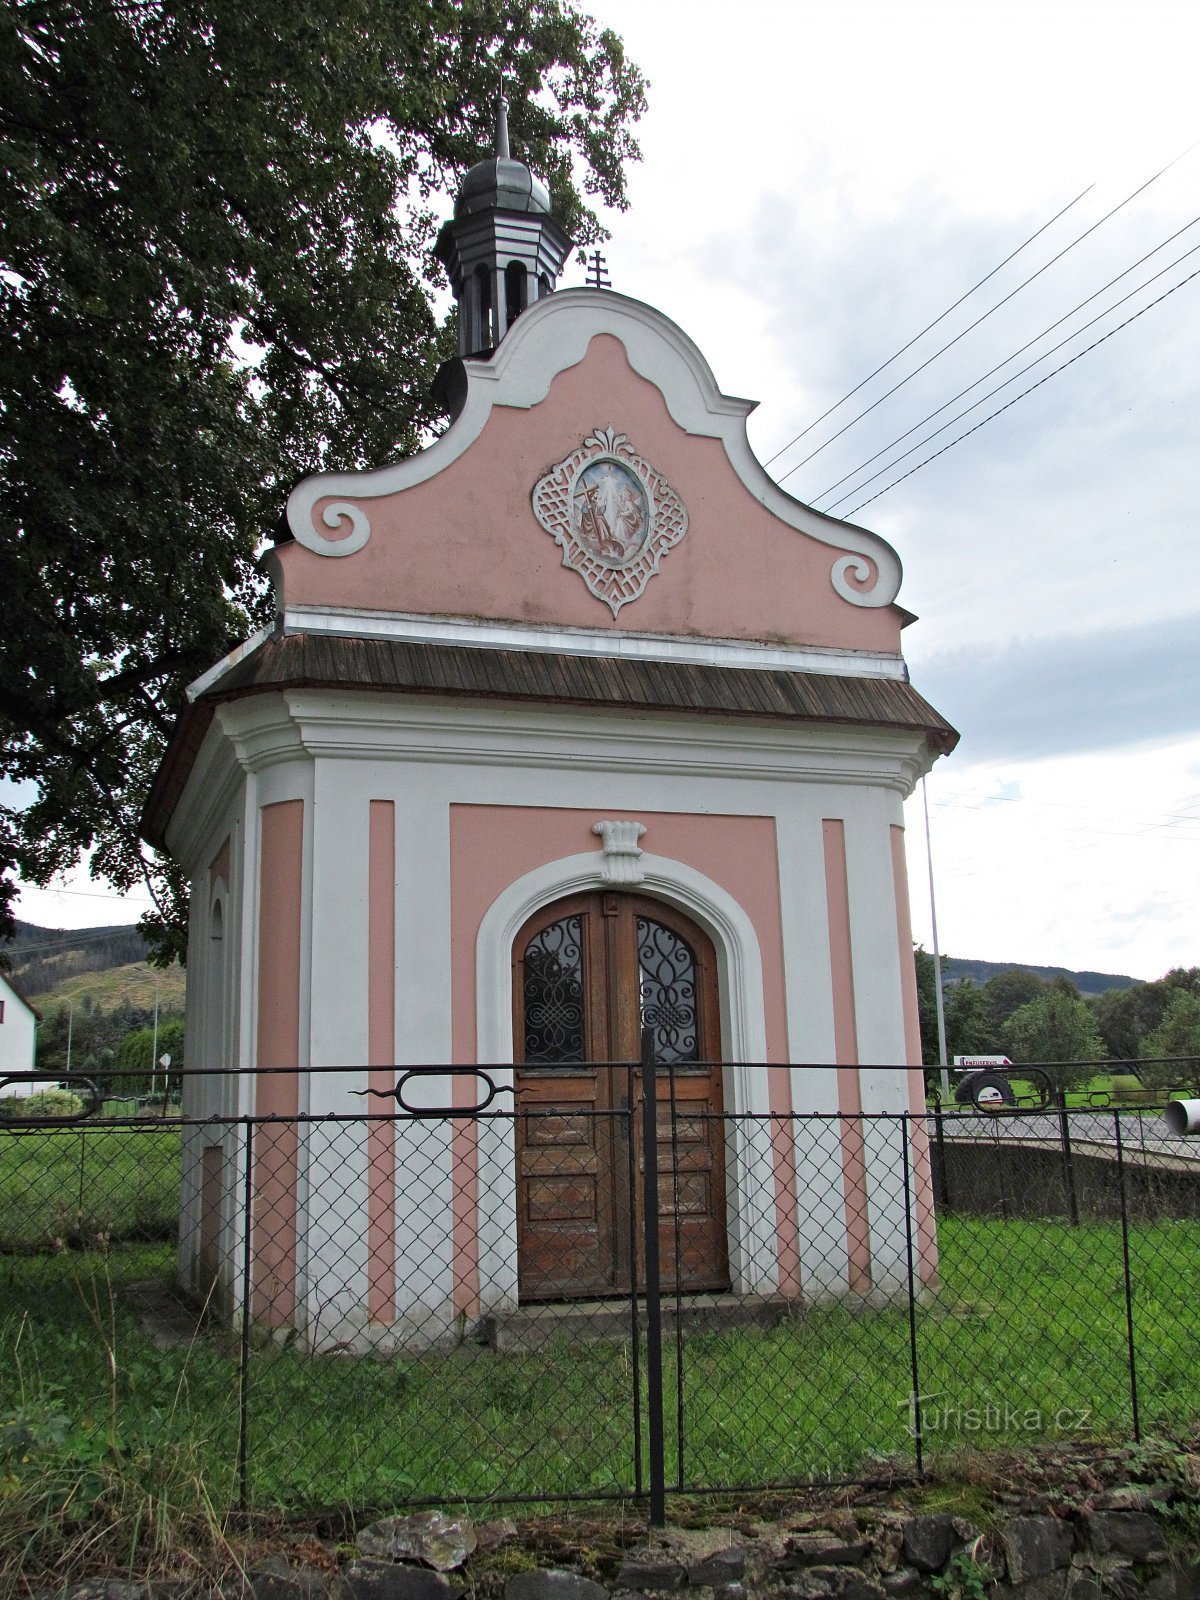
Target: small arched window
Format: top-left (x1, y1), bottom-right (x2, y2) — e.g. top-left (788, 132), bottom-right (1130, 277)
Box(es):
top-left (210, 897), bottom-right (224, 942)
top-left (504, 260), bottom-right (526, 330)
top-left (474, 263), bottom-right (492, 346)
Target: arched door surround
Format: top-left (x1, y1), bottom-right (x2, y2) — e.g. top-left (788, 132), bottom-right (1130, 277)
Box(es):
top-left (474, 849), bottom-right (779, 1300)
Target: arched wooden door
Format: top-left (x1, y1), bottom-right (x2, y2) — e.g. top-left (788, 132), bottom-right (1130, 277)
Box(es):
top-left (513, 891), bottom-right (730, 1302)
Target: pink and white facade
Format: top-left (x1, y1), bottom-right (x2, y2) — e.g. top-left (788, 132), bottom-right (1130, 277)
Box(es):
top-left (146, 126), bottom-right (955, 1351)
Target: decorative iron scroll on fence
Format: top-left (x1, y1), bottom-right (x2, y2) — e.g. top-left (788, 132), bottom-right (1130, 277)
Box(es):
top-left (357, 1065), bottom-right (519, 1117)
top-left (2, 1050), bottom-right (1199, 1523)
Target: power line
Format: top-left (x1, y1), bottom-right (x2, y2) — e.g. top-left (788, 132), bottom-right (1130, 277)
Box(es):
top-left (812, 213), bottom-right (1200, 507)
top-left (774, 141), bottom-right (1199, 486)
top-left (843, 260), bottom-right (1200, 517)
top-left (821, 235), bottom-right (1200, 511)
top-left (761, 184), bottom-right (1094, 468)
top-left (19, 884), bottom-right (152, 902)
top-left (4, 925), bottom-right (147, 957)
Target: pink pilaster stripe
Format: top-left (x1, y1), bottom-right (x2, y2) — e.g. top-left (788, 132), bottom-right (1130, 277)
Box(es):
top-left (890, 824), bottom-right (940, 1288)
top-left (774, 1100), bottom-right (803, 1299)
top-left (822, 819), bottom-right (873, 1293)
top-left (760, 818), bottom-right (802, 1298)
top-left (767, 1059), bottom-right (802, 1298)
top-left (253, 800), bottom-right (303, 1327)
top-left (448, 805), bottom-right (480, 1318)
top-left (367, 801), bottom-right (398, 1323)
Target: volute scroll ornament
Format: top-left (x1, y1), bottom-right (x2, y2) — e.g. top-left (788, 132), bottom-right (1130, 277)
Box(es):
top-left (592, 819), bottom-right (647, 885)
top-left (532, 427), bottom-right (688, 616)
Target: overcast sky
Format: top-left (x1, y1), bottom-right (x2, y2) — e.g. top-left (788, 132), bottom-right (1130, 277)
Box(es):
top-left (16, 0), bottom-right (1200, 982)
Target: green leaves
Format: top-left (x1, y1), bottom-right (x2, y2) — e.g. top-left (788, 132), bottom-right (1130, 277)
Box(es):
top-left (1, 1), bottom-right (646, 955)
top-left (1000, 990), bottom-right (1105, 1089)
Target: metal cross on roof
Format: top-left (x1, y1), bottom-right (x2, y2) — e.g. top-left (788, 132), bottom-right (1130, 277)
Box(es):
top-left (586, 249), bottom-right (612, 289)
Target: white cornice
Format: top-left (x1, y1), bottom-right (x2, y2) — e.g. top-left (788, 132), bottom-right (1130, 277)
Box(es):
top-left (284, 289), bottom-right (904, 609)
top-left (277, 691), bottom-right (934, 796)
top-left (280, 605), bottom-right (909, 681)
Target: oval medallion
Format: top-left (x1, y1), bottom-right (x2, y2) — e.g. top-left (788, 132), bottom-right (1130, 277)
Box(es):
top-left (572, 459), bottom-right (651, 566)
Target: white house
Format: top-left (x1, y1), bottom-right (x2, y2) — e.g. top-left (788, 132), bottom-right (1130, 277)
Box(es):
top-left (0, 972), bottom-right (39, 1096)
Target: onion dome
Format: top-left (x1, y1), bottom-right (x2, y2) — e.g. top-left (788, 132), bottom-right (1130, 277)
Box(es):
top-left (455, 97), bottom-right (554, 219)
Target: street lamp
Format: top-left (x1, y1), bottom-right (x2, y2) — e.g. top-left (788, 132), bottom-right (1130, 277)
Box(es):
top-left (150, 976), bottom-right (160, 1097)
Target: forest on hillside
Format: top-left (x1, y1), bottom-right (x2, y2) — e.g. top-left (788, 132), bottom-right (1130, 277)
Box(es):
top-left (3, 920), bottom-right (149, 996)
top-left (2, 922), bottom-right (183, 1093)
top-left (916, 952), bottom-right (1200, 1094)
top-left (940, 956), bottom-right (1137, 997)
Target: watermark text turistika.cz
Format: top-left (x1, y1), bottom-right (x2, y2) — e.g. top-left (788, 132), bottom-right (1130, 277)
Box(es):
top-left (903, 1391), bottom-right (1091, 1438)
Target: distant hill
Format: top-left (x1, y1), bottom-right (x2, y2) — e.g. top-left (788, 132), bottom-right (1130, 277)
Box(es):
top-left (5, 919), bottom-right (149, 993)
top-left (2, 921), bottom-right (184, 1015)
top-left (941, 957), bottom-right (1138, 997)
top-left (0, 919), bottom-right (1145, 1017)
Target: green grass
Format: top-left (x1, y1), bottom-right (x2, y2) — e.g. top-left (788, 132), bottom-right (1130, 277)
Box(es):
top-left (3, 1214), bottom-right (1199, 1515)
top-left (0, 1125), bottom-right (180, 1251)
top-left (936, 1073), bottom-right (1167, 1110)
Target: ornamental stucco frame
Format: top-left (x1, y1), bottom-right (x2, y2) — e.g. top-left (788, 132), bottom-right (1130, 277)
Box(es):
top-left (474, 847), bottom-right (781, 1295)
top-left (531, 427), bottom-right (689, 616)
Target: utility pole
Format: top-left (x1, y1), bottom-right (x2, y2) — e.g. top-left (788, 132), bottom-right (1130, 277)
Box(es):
top-left (65, 998), bottom-right (74, 1078)
top-left (922, 776), bottom-right (951, 1099)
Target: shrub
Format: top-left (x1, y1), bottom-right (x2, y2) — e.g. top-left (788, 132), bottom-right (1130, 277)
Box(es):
top-left (1141, 990), bottom-right (1200, 1097)
top-left (20, 1089), bottom-right (86, 1119)
top-left (1111, 1073), bottom-right (1155, 1104)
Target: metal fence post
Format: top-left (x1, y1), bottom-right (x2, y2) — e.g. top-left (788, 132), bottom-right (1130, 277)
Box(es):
top-left (933, 1093), bottom-right (950, 1211)
top-left (237, 1116), bottom-right (254, 1513)
top-left (901, 1112), bottom-right (924, 1477)
top-left (1058, 1087), bottom-right (1080, 1226)
top-left (625, 1061), bottom-right (643, 1498)
top-left (668, 1057), bottom-right (685, 1492)
top-left (640, 1025), bottom-right (666, 1527)
top-left (1113, 1110), bottom-right (1141, 1442)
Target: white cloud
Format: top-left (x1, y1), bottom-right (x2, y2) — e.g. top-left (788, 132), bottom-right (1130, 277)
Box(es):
top-left (584, 0), bottom-right (1200, 979)
top-left (914, 613), bottom-right (1200, 762)
top-left (16, 0), bottom-right (1200, 979)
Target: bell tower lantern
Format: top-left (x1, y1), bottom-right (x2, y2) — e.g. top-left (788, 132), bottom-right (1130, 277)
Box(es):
top-left (435, 95), bottom-right (573, 359)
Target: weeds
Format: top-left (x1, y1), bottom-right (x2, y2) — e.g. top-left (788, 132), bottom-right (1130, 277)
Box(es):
top-left (0, 1251), bottom-right (241, 1599)
top-left (931, 1551), bottom-right (992, 1600)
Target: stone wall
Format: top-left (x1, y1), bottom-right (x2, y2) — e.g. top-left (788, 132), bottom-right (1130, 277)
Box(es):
top-left (932, 1137), bottom-right (1200, 1222)
top-left (32, 1481), bottom-right (1200, 1600)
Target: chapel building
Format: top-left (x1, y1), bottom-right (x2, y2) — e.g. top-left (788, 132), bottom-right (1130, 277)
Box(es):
top-left (145, 102), bottom-right (956, 1351)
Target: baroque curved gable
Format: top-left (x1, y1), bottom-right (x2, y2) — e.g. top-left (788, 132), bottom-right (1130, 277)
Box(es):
top-left (276, 290), bottom-right (907, 654)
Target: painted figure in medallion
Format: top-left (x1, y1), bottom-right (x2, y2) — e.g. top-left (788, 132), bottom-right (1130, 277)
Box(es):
top-left (573, 461), bottom-right (649, 564)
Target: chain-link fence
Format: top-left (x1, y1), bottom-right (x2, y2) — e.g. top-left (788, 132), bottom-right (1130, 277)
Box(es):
top-left (2, 1056), bottom-right (1199, 1519)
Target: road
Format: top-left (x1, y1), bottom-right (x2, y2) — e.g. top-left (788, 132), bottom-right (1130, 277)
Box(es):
top-left (929, 1105), bottom-right (1200, 1167)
